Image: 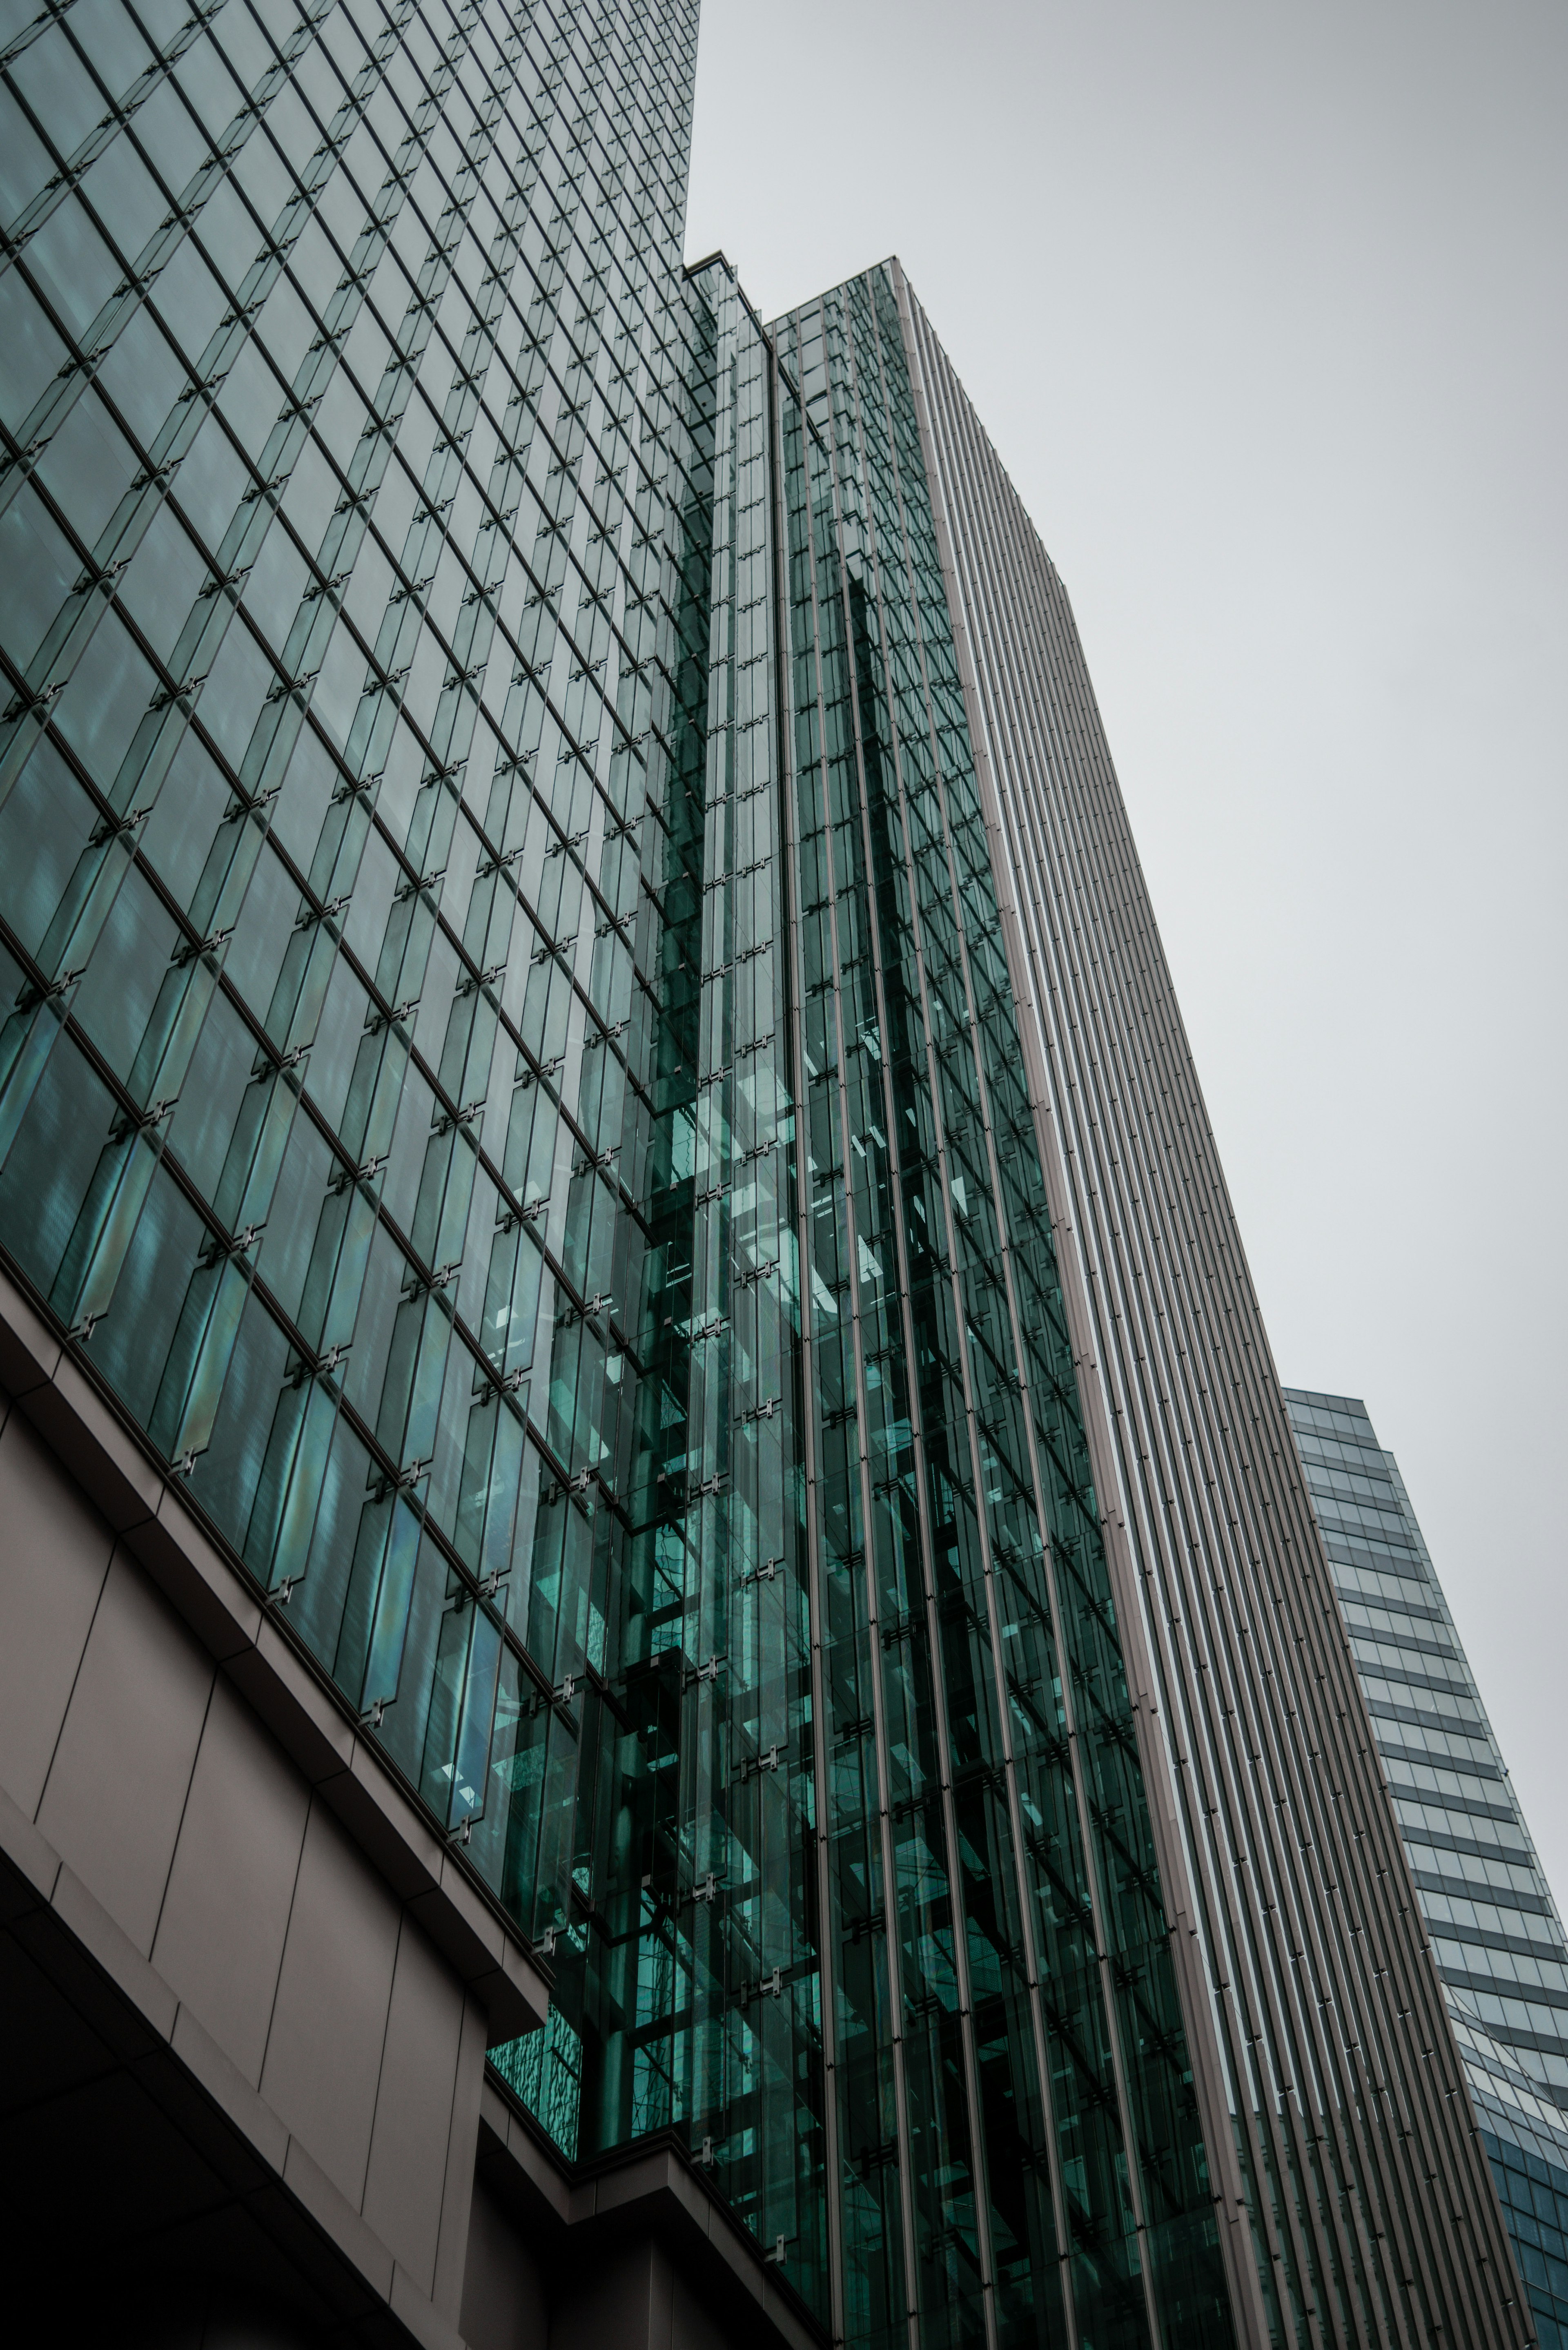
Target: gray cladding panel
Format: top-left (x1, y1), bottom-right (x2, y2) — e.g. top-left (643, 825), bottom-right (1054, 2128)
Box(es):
top-left (550, 2234), bottom-right (659, 2350)
top-left (432, 1990), bottom-right (488, 2322)
top-left (895, 263), bottom-right (1525, 2347)
top-left (548, 2235), bottom-right (737, 2350)
top-left (258, 1798), bottom-right (401, 2212)
top-left (0, 1400), bottom-right (116, 1817)
top-left (669, 2263), bottom-right (737, 2350)
top-left (150, 1673), bottom-right (311, 2087)
top-left (36, 1546), bottom-right (213, 1956)
top-left (459, 2173), bottom-right (549, 2350)
top-left (360, 1913), bottom-right (465, 2298)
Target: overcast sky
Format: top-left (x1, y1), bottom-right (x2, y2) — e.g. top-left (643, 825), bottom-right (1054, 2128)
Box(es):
top-left (685, 0), bottom-right (1568, 1899)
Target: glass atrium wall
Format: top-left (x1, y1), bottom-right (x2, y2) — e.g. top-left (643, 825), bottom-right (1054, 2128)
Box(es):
top-left (537, 252), bottom-right (828, 2303)
top-left (1285, 1387), bottom-right (1568, 2348)
top-left (0, 0), bottom-right (723, 2146)
top-left (0, 0), bottom-right (829, 2305)
top-left (771, 263), bottom-right (1231, 2350)
top-left (0, 0), bottom-right (1420, 2336)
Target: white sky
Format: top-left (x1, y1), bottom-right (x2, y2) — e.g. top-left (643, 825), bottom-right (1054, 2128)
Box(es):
top-left (685, 0), bottom-right (1568, 1900)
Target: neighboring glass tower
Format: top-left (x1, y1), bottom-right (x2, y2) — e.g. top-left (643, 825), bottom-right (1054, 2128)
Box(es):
top-left (1285, 1386), bottom-right (1568, 2349)
top-left (0, 0), bottom-right (1535, 2342)
top-left (767, 272), bottom-right (1228, 2350)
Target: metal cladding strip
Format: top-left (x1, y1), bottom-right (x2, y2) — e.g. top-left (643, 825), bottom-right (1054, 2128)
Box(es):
top-left (892, 264), bottom-right (1529, 2349)
top-left (767, 321), bottom-right (850, 2350)
top-left (780, 311), bottom-right (925, 2348)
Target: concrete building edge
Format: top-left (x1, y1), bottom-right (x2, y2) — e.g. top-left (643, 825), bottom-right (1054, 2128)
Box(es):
top-left (0, 1247), bottom-right (552, 2051)
top-left (0, 1781), bottom-right (466, 2350)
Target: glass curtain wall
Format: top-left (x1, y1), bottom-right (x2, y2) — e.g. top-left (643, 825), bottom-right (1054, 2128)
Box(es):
top-left (512, 250), bottom-right (829, 2309)
top-left (0, 0), bottom-right (830, 2288)
top-left (1285, 1387), bottom-right (1568, 2350)
top-left (0, 0), bottom-right (722, 2155)
top-left (771, 263), bottom-right (1231, 2350)
top-left (0, 0), bottom-right (1236, 2331)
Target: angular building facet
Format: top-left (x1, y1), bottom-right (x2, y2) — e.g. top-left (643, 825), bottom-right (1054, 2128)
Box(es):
top-left (0, 0), bottom-right (1542, 2343)
top-left (1285, 1386), bottom-right (1568, 2349)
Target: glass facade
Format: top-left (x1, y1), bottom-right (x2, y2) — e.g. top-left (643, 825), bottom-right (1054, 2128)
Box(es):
top-left (1285, 1386), bottom-right (1568, 2347)
top-left (0, 0), bottom-right (1212, 2322)
top-left (0, 0), bottom-right (1220, 2307)
top-left (0, 0), bottom-right (1535, 2343)
top-left (0, 0), bottom-right (808, 2227)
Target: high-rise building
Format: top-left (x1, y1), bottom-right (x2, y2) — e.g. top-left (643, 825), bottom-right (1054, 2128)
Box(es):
top-left (0, 0), bottom-right (1538, 2343)
top-left (1284, 1387), bottom-right (1568, 2349)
